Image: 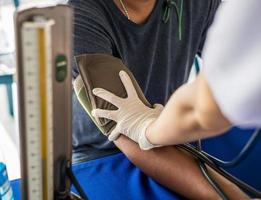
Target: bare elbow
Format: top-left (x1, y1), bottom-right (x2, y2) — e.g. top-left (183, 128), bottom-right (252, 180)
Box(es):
top-left (195, 106), bottom-right (217, 131)
top-left (194, 74), bottom-right (231, 134)
top-left (194, 101), bottom-right (231, 135)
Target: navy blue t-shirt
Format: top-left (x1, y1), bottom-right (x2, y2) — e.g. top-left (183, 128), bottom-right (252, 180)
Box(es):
top-left (69, 0), bottom-right (220, 163)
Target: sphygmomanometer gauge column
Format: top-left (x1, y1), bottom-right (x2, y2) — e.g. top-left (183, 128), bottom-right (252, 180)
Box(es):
top-left (21, 17), bottom-right (54, 200)
top-left (16, 4), bottom-right (73, 200)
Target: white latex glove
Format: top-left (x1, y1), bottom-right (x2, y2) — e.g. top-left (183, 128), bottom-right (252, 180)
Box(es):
top-left (92, 70), bottom-right (164, 150)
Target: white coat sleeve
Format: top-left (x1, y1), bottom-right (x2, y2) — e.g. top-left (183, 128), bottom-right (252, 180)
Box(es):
top-left (202, 0), bottom-right (261, 128)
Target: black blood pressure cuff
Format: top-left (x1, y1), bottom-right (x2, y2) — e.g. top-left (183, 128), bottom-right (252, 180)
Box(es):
top-left (73, 53), bottom-right (151, 136)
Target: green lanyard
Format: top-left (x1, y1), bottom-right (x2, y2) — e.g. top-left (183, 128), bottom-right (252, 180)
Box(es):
top-left (162, 0), bottom-right (184, 41)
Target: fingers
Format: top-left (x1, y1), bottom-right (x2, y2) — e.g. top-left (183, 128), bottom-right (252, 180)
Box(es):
top-left (108, 127), bottom-right (121, 141)
top-left (92, 109), bottom-right (117, 121)
top-left (93, 88), bottom-right (122, 107)
top-left (119, 70), bottom-right (138, 98)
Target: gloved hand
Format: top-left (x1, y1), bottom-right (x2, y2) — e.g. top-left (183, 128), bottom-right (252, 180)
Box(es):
top-left (92, 70), bottom-right (164, 150)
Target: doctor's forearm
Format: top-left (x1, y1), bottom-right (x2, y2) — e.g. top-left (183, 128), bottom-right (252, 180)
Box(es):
top-left (146, 83), bottom-right (204, 145)
top-left (146, 75), bottom-right (230, 146)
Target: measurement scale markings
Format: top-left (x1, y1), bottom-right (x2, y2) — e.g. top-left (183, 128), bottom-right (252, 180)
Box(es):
top-left (22, 23), bottom-right (43, 200)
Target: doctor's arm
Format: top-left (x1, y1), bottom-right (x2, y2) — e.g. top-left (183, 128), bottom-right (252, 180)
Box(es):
top-left (146, 72), bottom-right (231, 146)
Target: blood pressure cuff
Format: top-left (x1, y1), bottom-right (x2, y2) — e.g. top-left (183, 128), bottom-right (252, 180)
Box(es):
top-left (73, 53), bottom-right (151, 136)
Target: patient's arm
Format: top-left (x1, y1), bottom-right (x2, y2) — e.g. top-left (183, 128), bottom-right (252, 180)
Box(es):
top-left (114, 136), bottom-right (248, 200)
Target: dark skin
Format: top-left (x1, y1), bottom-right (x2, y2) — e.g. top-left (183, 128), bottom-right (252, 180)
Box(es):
top-left (114, 0), bottom-right (157, 24)
top-left (111, 0), bottom-right (248, 199)
top-left (114, 136), bottom-right (248, 200)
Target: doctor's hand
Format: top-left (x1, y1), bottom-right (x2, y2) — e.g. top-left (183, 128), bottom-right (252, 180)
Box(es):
top-left (92, 70), bottom-right (164, 150)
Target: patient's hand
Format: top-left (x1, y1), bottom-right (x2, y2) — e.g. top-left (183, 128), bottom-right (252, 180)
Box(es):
top-left (92, 70), bottom-right (163, 150)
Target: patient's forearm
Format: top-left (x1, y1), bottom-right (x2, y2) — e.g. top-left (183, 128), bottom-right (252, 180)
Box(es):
top-left (114, 135), bottom-right (248, 200)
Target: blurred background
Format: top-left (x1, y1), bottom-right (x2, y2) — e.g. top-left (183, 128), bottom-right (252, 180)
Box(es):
top-left (0, 0), bottom-right (19, 180)
top-left (0, 0), bottom-right (60, 180)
